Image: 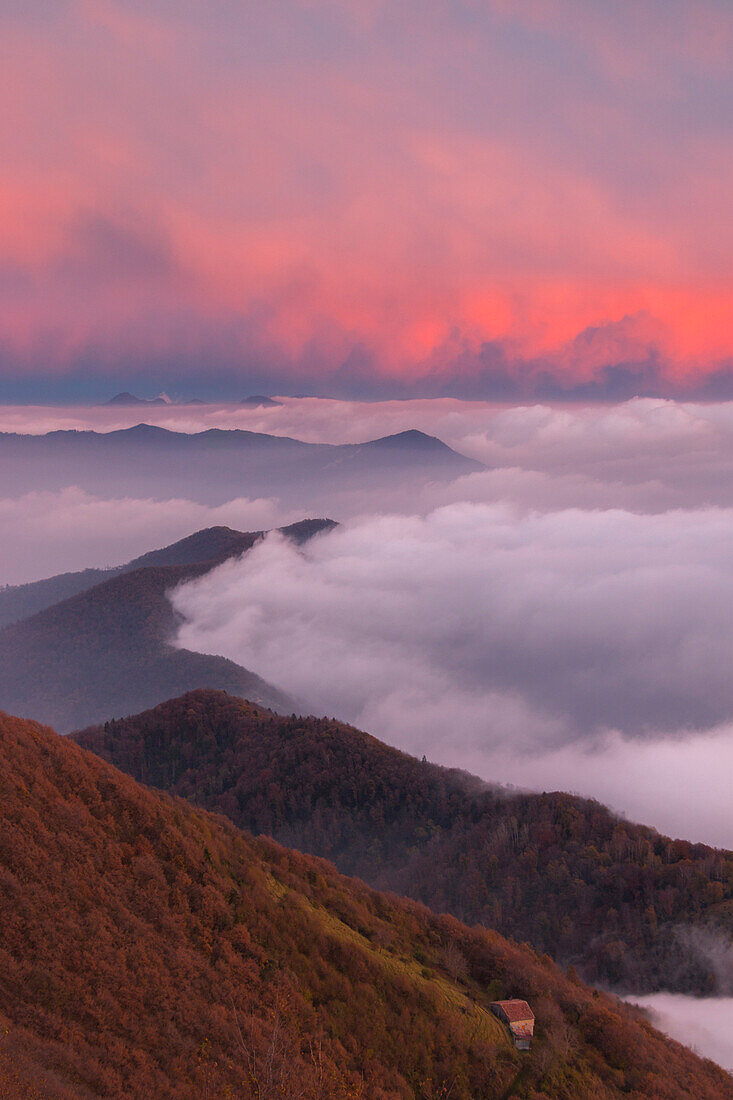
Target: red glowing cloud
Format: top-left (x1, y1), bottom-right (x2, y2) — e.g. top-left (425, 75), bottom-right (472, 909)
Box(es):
top-left (1, 0), bottom-right (733, 395)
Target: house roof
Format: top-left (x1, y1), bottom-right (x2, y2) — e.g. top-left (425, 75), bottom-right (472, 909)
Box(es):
top-left (491, 999), bottom-right (534, 1023)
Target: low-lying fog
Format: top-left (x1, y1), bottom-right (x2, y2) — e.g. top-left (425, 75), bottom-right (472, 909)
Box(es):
top-left (627, 996), bottom-right (733, 1072)
top-left (173, 503), bottom-right (733, 850)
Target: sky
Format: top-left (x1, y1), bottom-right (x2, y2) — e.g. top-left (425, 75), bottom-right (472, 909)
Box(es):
top-left (2, 0), bottom-right (733, 400)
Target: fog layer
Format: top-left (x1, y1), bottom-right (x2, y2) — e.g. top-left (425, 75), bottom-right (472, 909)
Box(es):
top-left (174, 506), bottom-right (733, 847)
top-left (628, 996), bottom-right (733, 1071)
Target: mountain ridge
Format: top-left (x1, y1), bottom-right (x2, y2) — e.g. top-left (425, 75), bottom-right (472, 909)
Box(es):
top-left (0, 521), bottom-right (334, 730)
top-left (103, 391), bottom-right (170, 406)
top-left (0, 518), bottom-right (335, 628)
top-left (73, 689), bottom-right (733, 995)
top-left (0, 424), bottom-right (484, 506)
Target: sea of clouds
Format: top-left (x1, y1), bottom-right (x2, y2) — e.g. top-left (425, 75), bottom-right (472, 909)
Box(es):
top-left (4, 396), bottom-right (733, 851)
top-left (172, 503), bottom-right (733, 849)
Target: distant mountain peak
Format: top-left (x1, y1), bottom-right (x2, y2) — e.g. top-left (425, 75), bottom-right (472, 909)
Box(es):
top-left (105, 391), bottom-right (144, 405)
top-left (240, 394), bottom-right (283, 408)
top-left (113, 422), bottom-right (175, 438)
top-left (368, 428), bottom-right (450, 449)
top-left (359, 428), bottom-right (484, 466)
top-left (104, 391), bottom-right (168, 406)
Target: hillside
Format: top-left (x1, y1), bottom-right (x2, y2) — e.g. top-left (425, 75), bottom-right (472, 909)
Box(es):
top-left (2, 709), bottom-right (732, 1099)
top-left (0, 520), bottom-right (333, 627)
top-left (0, 521), bottom-right (333, 731)
top-left (75, 690), bottom-right (733, 995)
top-left (0, 424), bottom-right (483, 506)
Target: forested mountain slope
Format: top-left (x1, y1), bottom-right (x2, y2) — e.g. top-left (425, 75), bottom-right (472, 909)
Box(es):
top-left (75, 690), bottom-right (733, 994)
top-left (3, 708), bottom-right (732, 1099)
top-left (0, 521), bottom-right (333, 731)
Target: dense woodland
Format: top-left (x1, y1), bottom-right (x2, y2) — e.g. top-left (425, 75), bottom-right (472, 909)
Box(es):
top-left (2, 709), bottom-right (732, 1099)
top-left (75, 691), bottom-right (733, 994)
top-left (0, 521), bottom-right (333, 731)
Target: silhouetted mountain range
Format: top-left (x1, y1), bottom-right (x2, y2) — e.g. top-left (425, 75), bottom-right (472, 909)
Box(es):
top-left (0, 521), bottom-right (333, 627)
top-left (74, 690), bottom-right (733, 995)
top-left (0, 521), bottom-right (333, 731)
top-left (104, 391), bottom-right (169, 406)
top-left (0, 424), bottom-right (483, 504)
top-left (3, 708), bottom-right (731, 1099)
top-left (240, 394), bottom-right (283, 407)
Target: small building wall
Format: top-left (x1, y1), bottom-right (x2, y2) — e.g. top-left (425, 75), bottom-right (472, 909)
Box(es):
top-left (490, 1000), bottom-right (535, 1050)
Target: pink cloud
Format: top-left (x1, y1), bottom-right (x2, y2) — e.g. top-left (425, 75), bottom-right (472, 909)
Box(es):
top-left (1, 1), bottom-right (733, 391)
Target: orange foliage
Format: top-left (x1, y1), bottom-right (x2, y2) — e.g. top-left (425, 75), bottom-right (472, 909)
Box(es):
top-left (2, 710), bottom-right (731, 1099)
top-left (76, 690), bottom-right (733, 994)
